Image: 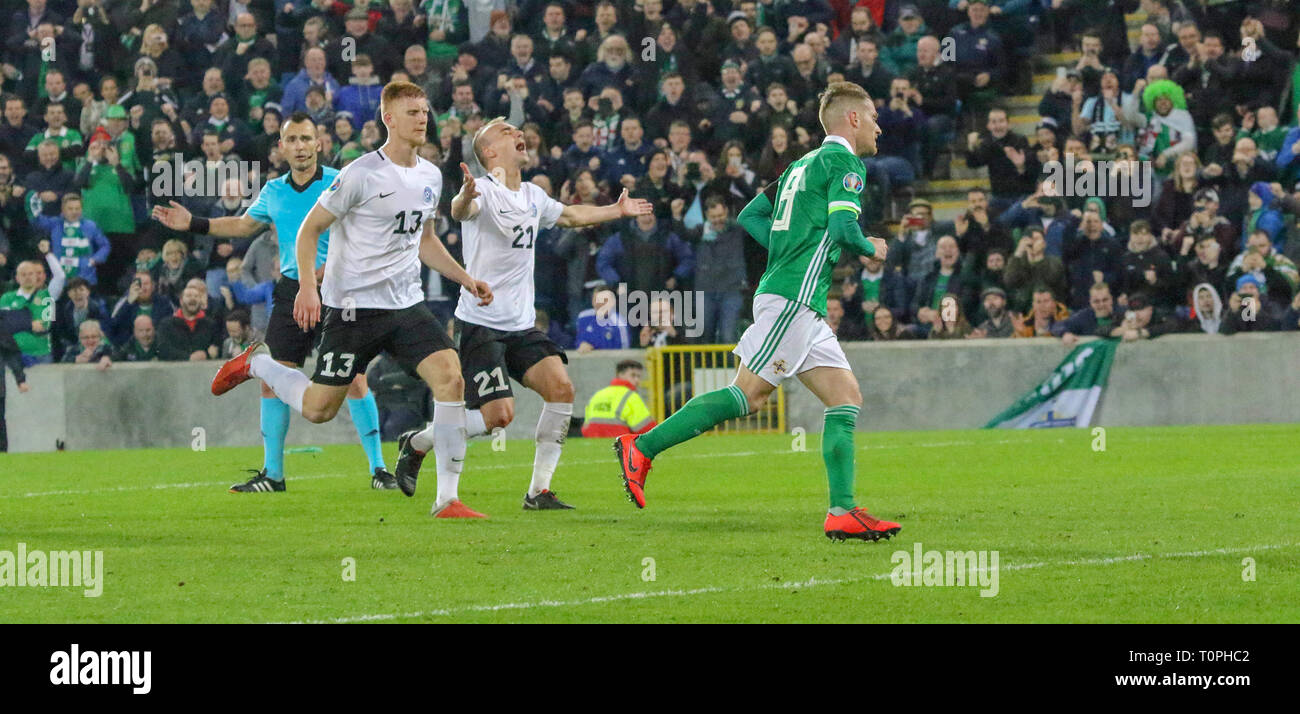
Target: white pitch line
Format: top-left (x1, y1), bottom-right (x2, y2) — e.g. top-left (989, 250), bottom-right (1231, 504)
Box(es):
top-left (280, 543), bottom-right (1297, 624)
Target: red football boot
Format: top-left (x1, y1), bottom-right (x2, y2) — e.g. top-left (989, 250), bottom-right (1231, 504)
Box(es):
top-left (824, 507), bottom-right (902, 542)
top-left (432, 500), bottom-right (488, 518)
top-left (613, 433), bottom-right (652, 508)
top-left (211, 341), bottom-right (265, 395)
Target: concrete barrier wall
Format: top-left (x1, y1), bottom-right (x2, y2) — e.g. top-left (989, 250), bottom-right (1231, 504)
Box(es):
top-left (4, 334), bottom-right (1298, 453)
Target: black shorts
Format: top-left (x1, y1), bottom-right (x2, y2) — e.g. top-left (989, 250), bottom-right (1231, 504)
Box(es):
top-left (264, 277), bottom-right (319, 365)
top-left (311, 303), bottom-right (455, 386)
top-left (456, 320), bottom-right (567, 408)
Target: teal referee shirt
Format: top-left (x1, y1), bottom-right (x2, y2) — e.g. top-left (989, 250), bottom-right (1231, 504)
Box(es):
top-left (244, 165), bottom-right (339, 280)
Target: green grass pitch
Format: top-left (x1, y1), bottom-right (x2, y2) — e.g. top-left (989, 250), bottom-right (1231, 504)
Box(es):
top-left (2, 424), bottom-right (1297, 623)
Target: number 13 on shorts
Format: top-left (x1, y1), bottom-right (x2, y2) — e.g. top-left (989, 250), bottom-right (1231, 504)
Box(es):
top-left (319, 352), bottom-right (356, 378)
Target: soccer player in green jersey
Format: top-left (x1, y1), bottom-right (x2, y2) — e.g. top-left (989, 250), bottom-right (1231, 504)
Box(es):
top-left (614, 81), bottom-right (902, 541)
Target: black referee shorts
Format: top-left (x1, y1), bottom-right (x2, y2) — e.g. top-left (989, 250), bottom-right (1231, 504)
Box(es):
top-left (264, 277), bottom-right (318, 365)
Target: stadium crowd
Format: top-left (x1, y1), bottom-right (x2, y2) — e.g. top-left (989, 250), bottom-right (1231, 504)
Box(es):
top-left (1, 0), bottom-right (1299, 395)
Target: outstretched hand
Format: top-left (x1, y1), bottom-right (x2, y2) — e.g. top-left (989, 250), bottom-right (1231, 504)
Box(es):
top-left (616, 188), bottom-right (652, 217)
top-left (458, 162), bottom-right (478, 200)
top-left (151, 200), bottom-right (193, 231)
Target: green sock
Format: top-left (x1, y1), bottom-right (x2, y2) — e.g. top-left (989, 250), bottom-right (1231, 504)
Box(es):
top-left (823, 405), bottom-right (860, 512)
top-left (635, 384), bottom-right (750, 459)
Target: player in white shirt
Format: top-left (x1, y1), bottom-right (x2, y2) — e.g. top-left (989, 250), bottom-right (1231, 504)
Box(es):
top-left (211, 81), bottom-right (497, 519)
top-left (395, 117), bottom-right (652, 510)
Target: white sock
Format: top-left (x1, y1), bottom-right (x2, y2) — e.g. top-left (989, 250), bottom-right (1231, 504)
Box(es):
top-left (465, 408), bottom-right (487, 439)
top-left (411, 407), bottom-right (489, 453)
top-left (432, 400), bottom-right (466, 508)
top-left (529, 402), bottom-right (572, 497)
top-left (250, 354), bottom-right (308, 413)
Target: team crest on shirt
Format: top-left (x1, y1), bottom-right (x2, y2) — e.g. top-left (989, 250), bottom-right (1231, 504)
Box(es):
top-left (772, 359), bottom-right (789, 375)
top-left (423, 186), bottom-right (433, 202)
top-left (328, 178), bottom-right (341, 192)
top-left (842, 173), bottom-right (863, 193)
top-left (529, 203), bottom-right (537, 217)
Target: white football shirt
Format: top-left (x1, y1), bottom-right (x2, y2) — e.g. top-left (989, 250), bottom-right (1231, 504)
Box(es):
top-left (317, 149), bottom-right (443, 310)
top-left (455, 174), bottom-right (565, 332)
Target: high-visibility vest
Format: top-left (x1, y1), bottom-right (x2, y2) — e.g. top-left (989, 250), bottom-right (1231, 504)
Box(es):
top-left (581, 379), bottom-right (656, 437)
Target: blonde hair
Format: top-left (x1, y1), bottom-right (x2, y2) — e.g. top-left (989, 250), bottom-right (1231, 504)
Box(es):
top-left (818, 81), bottom-right (871, 133)
top-left (162, 239), bottom-right (187, 261)
top-left (380, 81), bottom-right (427, 123)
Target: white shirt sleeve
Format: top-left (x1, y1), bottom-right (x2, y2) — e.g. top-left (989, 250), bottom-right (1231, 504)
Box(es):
top-left (318, 163), bottom-right (366, 218)
top-left (533, 185), bottom-right (566, 229)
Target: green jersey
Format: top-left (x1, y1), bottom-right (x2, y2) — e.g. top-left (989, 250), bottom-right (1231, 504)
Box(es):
top-left (0, 288), bottom-right (54, 357)
top-left (754, 136), bottom-right (866, 317)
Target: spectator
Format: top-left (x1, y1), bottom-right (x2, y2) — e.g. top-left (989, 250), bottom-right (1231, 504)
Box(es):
top-left (949, 0), bottom-right (1005, 120)
top-left (602, 115), bottom-right (651, 189)
top-left (1238, 106), bottom-right (1287, 163)
top-left (575, 288), bottom-right (630, 352)
top-left (756, 125), bottom-right (805, 185)
top-left (0, 258), bottom-right (57, 366)
top-left (281, 47), bottom-right (340, 117)
top-left (335, 55), bottom-right (383, 132)
top-left (221, 307), bottom-right (257, 358)
top-left (581, 359), bottom-right (657, 437)
top-left (1012, 286), bottom-right (1070, 338)
top-left (561, 120), bottom-right (602, 182)
top-left (1054, 282), bottom-right (1118, 346)
top-left (597, 213), bottom-right (694, 295)
top-left (745, 28), bottom-right (798, 96)
top-left (1152, 151), bottom-right (1202, 240)
top-left (825, 295), bottom-right (867, 341)
top-left (24, 140), bottom-right (75, 218)
top-left (60, 319), bottom-right (112, 369)
top-left (1134, 79), bottom-right (1196, 183)
top-left (155, 284), bottom-right (220, 361)
top-left (638, 298), bottom-right (685, 348)
top-left (1063, 211), bottom-right (1122, 310)
top-left (907, 35), bottom-right (957, 177)
top-left (842, 37), bottom-right (894, 102)
top-left (153, 239), bottom-right (204, 303)
top-left (113, 313), bottom-right (159, 362)
top-left (926, 293), bottom-right (973, 340)
top-left (953, 187), bottom-right (1012, 270)
top-left (866, 76), bottom-right (925, 195)
top-left (866, 304), bottom-right (915, 341)
top-left (1180, 234), bottom-right (1231, 306)
top-left (689, 198), bottom-right (748, 344)
top-left (1117, 220), bottom-right (1177, 308)
top-left (1004, 227), bottom-right (1069, 310)
top-left (53, 276), bottom-right (108, 359)
top-left (890, 198), bottom-right (949, 280)
top-left (1185, 282), bottom-right (1224, 335)
top-left (1225, 230), bottom-right (1299, 305)
top-left (966, 108), bottom-right (1038, 209)
top-left (577, 35), bottom-right (639, 103)
top-left (1167, 187), bottom-right (1237, 263)
top-left (1221, 274), bottom-right (1282, 333)
top-left (970, 287), bottom-right (1013, 338)
top-left (1242, 182), bottom-right (1285, 252)
top-left (910, 235), bottom-right (967, 331)
top-left (854, 252), bottom-right (912, 322)
top-left (33, 193), bottom-right (109, 286)
top-left (25, 102), bottom-right (83, 171)
top-left (107, 270), bottom-right (173, 345)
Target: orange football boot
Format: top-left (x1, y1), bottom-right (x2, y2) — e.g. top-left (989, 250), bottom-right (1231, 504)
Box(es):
top-left (824, 507), bottom-right (902, 542)
top-left (211, 341), bottom-right (264, 395)
top-left (432, 500), bottom-right (488, 518)
top-left (613, 433), bottom-right (652, 508)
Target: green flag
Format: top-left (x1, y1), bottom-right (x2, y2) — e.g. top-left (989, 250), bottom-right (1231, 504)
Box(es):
top-left (985, 340), bottom-right (1119, 429)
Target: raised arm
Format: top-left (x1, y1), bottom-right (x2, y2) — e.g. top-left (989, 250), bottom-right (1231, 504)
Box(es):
top-left (152, 200), bottom-right (268, 238)
top-left (556, 188), bottom-right (652, 227)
